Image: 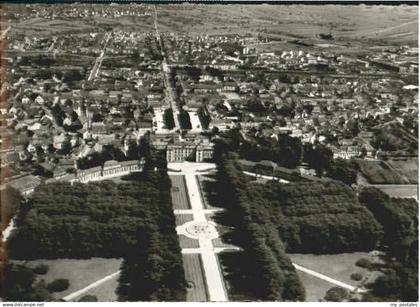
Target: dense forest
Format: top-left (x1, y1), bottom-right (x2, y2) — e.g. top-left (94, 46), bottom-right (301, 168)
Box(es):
top-left (117, 157), bottom-right (186, 301)
top-left (249, 180), bottom-right (383, 253)
top-left (359, 188), bottom-right (418, 302)
top-left (216, 156), bottom-right (382, 253)
top-left (1, 263), bottom-right (52, 301)
top-left (213, 155), bottom-right (384, 300)
top-left (215, 154), bottom-right (305, 301)
top-left (5, 151), bottom-right (186, 301)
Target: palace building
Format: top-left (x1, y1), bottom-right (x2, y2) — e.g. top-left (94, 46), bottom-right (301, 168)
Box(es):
top-left (166, 142), bottom-right (214, 162)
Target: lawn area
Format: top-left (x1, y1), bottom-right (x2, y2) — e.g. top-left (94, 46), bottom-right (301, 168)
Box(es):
top-left (179, 234), bottom-right (200, 249)
top-left (295, 269), bottom-right (336, 302)
top-left (80, 274), bottom-right (119, 302)
top-left (182, 254), bottom-right (207, 302)
top-left (373, 184), bottom-right (418, 199)
top-left (288, 252), bottom-right (375, 288)
top-left (387, 158), bottom-right (418, 184)
top-left (170, 175), bottom-right (191, 210)
top-left (356, 159), bottom-right (409, 184)
top-left (11, 17), bottom-right (100, 36)
top-left (19, 258), bottom-right (122, 301)
top-left (175, 214), bottom-right (194, 226)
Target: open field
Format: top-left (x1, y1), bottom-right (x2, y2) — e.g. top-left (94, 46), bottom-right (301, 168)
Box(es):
top-left (288, 252), bottom-right (378, 288)
top-left (387, 158), bottom-right (418, 184)
top-left (8, 18), bottom-right (101, 36)
top-left (356, 159), bottom-right (415, 184)
top-left (170, 175), bottom-right (191, 210)
top-left (79, 274), bottom-right (119, 302)
top-left (17, 258), bottom-right (122, 301)
top-left (3, 8), bottom-right (154, 36)
top-left (182, 254), bottom-right (208, 302)
top-left (295, 269), bottom-right (337, 302)
top-left (289, 252), bottom-right (386, 301)
top-left (370, 184), bottom-right (418, 199)
top-left (156, 5), bottom-right (417, 45)
top-left (4, 4), bottom-right (417, 48)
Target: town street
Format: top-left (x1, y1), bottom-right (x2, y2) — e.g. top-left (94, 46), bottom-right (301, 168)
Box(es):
top-left (154, 6), bottom-right (180, 130)
top-left (0, 25), bottom-right (11, 40)
top-left (87, 32), bottom-right (111, 81)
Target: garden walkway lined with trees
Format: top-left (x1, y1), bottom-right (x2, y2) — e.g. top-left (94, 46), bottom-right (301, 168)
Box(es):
top-left (168, 162), bottom-right (228, 302)
top-left (169, 161), bottom-right (367, 301)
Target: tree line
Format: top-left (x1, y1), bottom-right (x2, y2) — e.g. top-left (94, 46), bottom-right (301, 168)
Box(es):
top-left (163, 108), bottom-right (175, 130)
top-left (212, 155), bottom-right (385, 300)
top-left (359, 187), bottom-right (418, 302)
top-left (215, 155), bottom-right (305, 301)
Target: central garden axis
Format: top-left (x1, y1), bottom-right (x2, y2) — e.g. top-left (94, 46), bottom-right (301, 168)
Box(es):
top-left (168, 162), bottom-right (228, 302)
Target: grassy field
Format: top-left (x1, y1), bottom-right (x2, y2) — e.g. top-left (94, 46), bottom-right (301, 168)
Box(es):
top-left (372, 184), bottom-right (418, 199)
top-left (4, 4), bottom-right (417, 48)
top-left (175, 213), bottom-right (194, 226)
top-left (4, 6), bottom-right (154, 36)
top-left (289, 252), bottom-right (376, 285)
top-left (295, 269), bottom-right (336, 302)
top-left (156, 5), bottom-right (417, 45)
top-left (356, 159), bottom-right (412, 184)
top-left (289, 252), bottom-right (385, 301)
top-left (20, 258), bottom-right (122, 301)
top-left (387, 158), bottom-right (418, 184)
top-left (8, 17), bottom-right (101, 36)
top-left (179, 234), bottom-right (200, 249)
top-left (77, 273), bottom-right (119, 302)
top-left (170, 175), bottom-right (191, 210)
top-left (182, 254), bottom-right (208, 302)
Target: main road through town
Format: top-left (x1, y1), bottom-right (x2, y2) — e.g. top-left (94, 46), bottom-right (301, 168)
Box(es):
top-left (88, 32), bottom-right (111, 81)
top-left (0, 25), bottom-right (11, 41)
top-left (154, 6), bottom-right (180, 131)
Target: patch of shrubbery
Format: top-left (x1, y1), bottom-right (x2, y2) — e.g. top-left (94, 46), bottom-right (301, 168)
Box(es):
top-left (0, 263), bottom-right (51, 301)
top-left (47, 279), bottom-right (69, 292)
top-left (359, 188), bottom-right (418, 302)
top-left (356, 258), bottom-right (373, 270)
top-left (78, 295), bottom-right (98, 302)
top-left (350, 273), bottom-right (363, 281)
top-left (324, 287), bottom-right (349, 302)
top-left (33, 264), bottom-right (49, 275)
